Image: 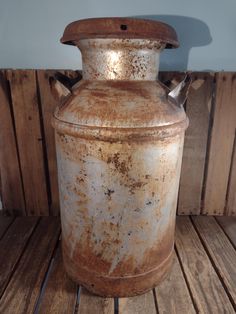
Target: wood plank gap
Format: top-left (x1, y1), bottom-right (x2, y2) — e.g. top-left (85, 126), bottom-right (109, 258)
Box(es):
top-left (6, 70), bottom-right (49, 215)
top-left (176, 217), bottom-right (234, 312)
top-left (5, 73), bottom-right (26, 213)
top-left (203, 73), bottom-right (236, 215)
top-left (33, 232), bottom-right (61, 314)
top-left (0, 217), bottom-right (60, 313)
top-left (35, 71), bottom-right (52, 213)
top-left (74, 286), bottom-right (81, 314)
top-left (174, 244), bottom-right (198, 313)
top-left (215, 217), bottom-right (236, 250)
top-left (114, 297), bottom-right (118, 314)
top-left (152, 288), bottom-right (159, 314)
top-left (215, 217), bottom-right (236, 248)
top-left (190, 216), bottom-right (236, 310)
top-left (200, 73), bottom-right (217, 214)
top-left (0, 71), bottom-right (26, 214)
top-left (0, 217), bottom-right (15, 240)
top-left (0, 217), bottom-right (40, 299)
top-left (225, 130), bottom-right (236, 215)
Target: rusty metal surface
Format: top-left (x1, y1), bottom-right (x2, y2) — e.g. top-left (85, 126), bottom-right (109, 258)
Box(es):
top-left (53, 26), bottom-right (188, 297)
top-left (61, 17), bottom-right (179, 48)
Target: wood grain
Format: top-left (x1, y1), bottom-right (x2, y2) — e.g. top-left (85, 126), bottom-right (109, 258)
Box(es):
top-left (119, 290), bottom-right (156, 314)
top-left (226, 136), bottom-right (236, 216)
top-left (216, 216), bottom-right (236, 247)
top-left (175, 216), bottom-right (234, 313)
top-left (6, 70), bottom-right (49, 215)
top-left (78, 287), bottom-right (114, 314)
top-left (0, 217), bottom-right (60, 314)
top-left (0, 71), bottom-right (25, 214)
top-left (38, 243), bottom-right (77, 314)
top-left (37, 70), bottom-right (60, 216)
top-left (203, 73), bottom-right (236, 215)
top-left (0, 217), bottom-right (38, 297)
top-left (192, 216), bottom-right (236, 307)
top-left (155, 251), bottom-right (195, 314)
top-left (178, 73), bottom-right (214, 215)
top-left (0, 217), bottom-right (14, 240)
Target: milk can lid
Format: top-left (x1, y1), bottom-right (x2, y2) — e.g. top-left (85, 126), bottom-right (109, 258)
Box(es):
top-left (61, 17), bottom-right (179, 48)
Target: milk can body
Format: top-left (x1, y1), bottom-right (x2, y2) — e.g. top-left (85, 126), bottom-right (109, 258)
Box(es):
top-left (52, 18), bottom-right (189, 297)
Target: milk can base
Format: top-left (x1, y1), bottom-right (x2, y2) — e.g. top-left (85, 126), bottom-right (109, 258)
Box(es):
top-left (64, 250), bottom-right (173, 297)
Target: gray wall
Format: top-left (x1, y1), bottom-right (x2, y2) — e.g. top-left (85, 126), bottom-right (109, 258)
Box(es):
top-left (0, 0), bottom-right (235, 70)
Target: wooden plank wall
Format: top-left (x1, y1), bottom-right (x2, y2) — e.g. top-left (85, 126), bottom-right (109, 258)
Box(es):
top-left (0, 70), bottom-right (235, 216)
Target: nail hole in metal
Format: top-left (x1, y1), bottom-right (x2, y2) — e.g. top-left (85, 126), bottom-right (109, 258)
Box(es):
top-left (120, 24), bottom-right (128, 30)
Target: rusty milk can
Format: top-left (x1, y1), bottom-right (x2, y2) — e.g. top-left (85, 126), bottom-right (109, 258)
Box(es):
top-left (52, 18), bottom-right (190, 297)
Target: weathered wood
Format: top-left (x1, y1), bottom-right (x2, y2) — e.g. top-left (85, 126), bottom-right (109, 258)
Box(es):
top-left (0, 217), bottom-right (14, 240)
top-left (192, 216), bottom-right (236, 307)
top-left (216, 216), bottom-right (236, 247)
top-left (37, 70), bottom-right (60, 216)
top-left (0, 218), bottom-right (60, 314)
top-left (0, 71), bottom-right (25, 214)
top-left (119, 290), bottom-right (156, 314)
top-left (78, 287), bottom-right (114, 314)
top-left (155, 251), bottom-right (195, 314)
top-left (178, 73), bottom-right (214, 214)
top-left (6, 70), bottom-right (49, 215)
top-left (0, 217), bottom-right (38, 297)
top-left (38, 244), bottom-right (77, 314)
top-left (226, 138), bottom-right (236, 216)
top-left (175, 216), bottom-right (234, 313)
top-left (203, 73), bottom-right (236, 215)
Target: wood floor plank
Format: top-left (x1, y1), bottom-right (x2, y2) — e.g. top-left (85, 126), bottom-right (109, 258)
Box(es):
top-left (203, 73), bottom-right (236, 215)
top-left (0, 217), bottom-right (14, 240)
top-left (155, 251), bottom-right (195, 314)
top-left (0, 217), bottom-right (38, 297)
top-left (0, 71), bottom-right (25, 214)
top-left (38, 243), bottom-right (77, 314)
top-left (216, 216), bottom-right (236, 247)
top-left (175, 216), bottom-right (234, 313)
top-left (119, 290), bottom-right (156, 314)
top-left (178, 73), bottom-right (214, 215)
top-left (78, 287), bottom-right (114, 314)
top-left (6, 70), bottom-right (49, 215)
top-left (0, 218), bottom-right (60, 314)
top-left (192, 216), bottom-right (236, 307)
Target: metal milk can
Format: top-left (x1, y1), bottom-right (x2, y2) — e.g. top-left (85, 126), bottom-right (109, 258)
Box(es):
top-left (52, 18), bottom-right (190, 297)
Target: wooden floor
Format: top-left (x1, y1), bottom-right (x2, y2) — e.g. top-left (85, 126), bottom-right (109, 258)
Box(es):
top-left (0, 216), bottom-right (235, 314)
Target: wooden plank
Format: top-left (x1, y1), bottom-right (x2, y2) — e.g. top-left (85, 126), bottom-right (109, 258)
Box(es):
top-left (78, 287), bottom-right (114, 314)
top-left (0, 70), bottom-right (25, 214)
top-left (192, 216), bottom-right (236, 307)
top-left (0, 217), bottom-right (38, 297)
top-left (6, 70), bottom-right (49, 215)
top-left (178, 73), bottom-right (214, 214)
top-left (216, 216), bottom-right (236, 247)
top-left (155, 251), bottom-right (195, 313)
top-left (0, 218), bottom-right (60, 314)
top-left (203, 73), bottom-right (236, 215)
top-left (119, 290), bottom-right (156, 314)
top-left (226, 136), bottom-right (236, 215)
top-left (38, 243), bottom-right (77, 314)
top-left (159, 72), bottom-right (213, 215)
top-left (0, 217), bottom-right (14, 240)
top-left (175, 216), bottom-right (234, 313)
top-left (37, 70), bottom-right (60, 216)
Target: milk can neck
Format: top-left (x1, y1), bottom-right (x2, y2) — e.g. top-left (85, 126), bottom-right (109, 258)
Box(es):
top-left (78, 38), bottom-right (164, 81)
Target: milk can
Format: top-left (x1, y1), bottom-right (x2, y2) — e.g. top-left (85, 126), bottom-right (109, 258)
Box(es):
top-left (52, 18), bottom-right (190, 297)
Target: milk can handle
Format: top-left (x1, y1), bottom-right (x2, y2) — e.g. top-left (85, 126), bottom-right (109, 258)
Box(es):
top-left (167, 74), bottom-right (192, 107)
